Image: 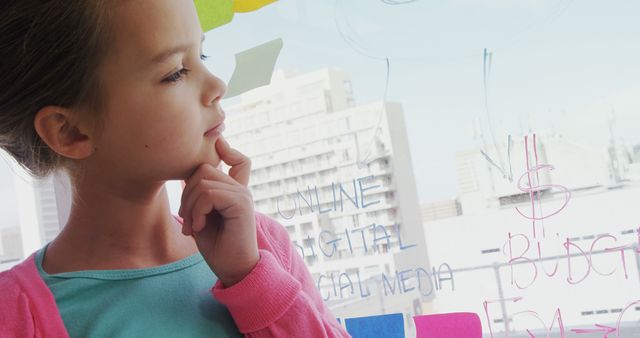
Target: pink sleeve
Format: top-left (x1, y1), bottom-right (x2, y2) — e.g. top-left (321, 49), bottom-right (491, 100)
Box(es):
top-left (211, 214), bottom-right (351, 338)
top-left (0, 274), bottom-right (36, 337)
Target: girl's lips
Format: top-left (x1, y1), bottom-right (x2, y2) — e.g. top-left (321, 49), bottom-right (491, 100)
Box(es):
top-left (204, 122), bottom-right (225, 137)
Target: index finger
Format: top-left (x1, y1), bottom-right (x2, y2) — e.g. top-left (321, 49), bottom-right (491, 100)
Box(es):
top-left (180, 163), bottom-right (239, 214)
top-left (215, 136), bottom-right (251, 186)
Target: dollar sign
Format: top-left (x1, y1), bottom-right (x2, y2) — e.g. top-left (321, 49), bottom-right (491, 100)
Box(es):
top-left (515, 134), bottom-right (572, 239)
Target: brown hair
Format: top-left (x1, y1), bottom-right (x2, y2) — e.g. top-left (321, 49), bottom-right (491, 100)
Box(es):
top-left (0, 1), bottom-right (114, 178)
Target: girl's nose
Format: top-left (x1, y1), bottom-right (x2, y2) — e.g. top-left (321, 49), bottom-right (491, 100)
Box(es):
top-left (202, 72), bottom-right (227, 107)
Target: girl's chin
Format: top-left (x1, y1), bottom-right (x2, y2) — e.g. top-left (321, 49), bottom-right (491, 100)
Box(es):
top-left (190, 157), bottom-right (223, 174)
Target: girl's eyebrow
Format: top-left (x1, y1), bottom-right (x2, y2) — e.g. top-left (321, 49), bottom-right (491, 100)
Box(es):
top-left (151, 35), bottom-right (206, 64)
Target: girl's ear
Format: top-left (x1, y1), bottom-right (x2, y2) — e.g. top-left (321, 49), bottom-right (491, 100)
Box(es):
top-left (34, 106), bottom-right (95, 160)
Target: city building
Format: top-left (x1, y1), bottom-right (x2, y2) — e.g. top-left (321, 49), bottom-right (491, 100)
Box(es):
top-left (421, 133), bottom-right (640, 334)
top-left (0, 158), bottom-right (72, 272)
top-left (222, 68), bottom-right (431, 331)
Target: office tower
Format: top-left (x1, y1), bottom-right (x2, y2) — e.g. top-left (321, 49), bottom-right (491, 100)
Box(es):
top-left (11, 163), bottom-right (71, 260)
top-left (223, 68), bottom-right (430, 322)
top-left (422, 133), bottom-right (640, 332)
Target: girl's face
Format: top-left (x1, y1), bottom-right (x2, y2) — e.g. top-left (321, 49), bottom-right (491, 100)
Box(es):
top-left (90, 0), bottom-right (226, 182)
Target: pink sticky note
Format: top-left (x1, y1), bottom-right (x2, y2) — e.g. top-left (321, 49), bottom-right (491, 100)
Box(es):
top-left (413, 312), bottom-right (482, 338)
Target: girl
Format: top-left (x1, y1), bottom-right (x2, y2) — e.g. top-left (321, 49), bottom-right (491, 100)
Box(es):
top-left (0, 1), bottom-right (351, 337)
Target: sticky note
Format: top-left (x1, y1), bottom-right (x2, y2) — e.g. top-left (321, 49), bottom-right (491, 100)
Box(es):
top-left (225, 38), bottom-right (283, 98)
top-left (413, 312), bottom-right (482, 338)
top-left (194, 0), bottom-right (278, 32)
top-left (233, 0), bottom-right (277, 13)
top-left (194, 0), bottom-right (234, 32)
top-left (345, 313), bottom-right (404, 338)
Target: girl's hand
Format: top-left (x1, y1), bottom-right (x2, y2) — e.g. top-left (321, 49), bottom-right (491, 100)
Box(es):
top-left (178, 136), bottom-right (259, 287)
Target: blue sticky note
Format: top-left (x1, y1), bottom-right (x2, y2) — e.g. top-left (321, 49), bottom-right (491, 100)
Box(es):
top-left (345, 313), bottom-right (405, 338)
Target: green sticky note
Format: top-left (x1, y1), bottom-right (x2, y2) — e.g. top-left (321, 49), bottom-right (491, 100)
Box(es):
top-left (225, 38), bottom-right (283, 98)
top-left (194, 0), bottom-right (234, 32)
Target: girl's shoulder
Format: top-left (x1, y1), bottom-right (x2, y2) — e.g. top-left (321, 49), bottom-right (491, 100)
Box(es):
top-left (0, 255), bottom-right (34, 293)
top-left (0, 267), bottom-right (20, 299)
top-left (0, 254), bottom-right (70, 336)
top-left (0, 253), bottom-right (45, 304)
top-left (0, 255), bottom-right (39, 333)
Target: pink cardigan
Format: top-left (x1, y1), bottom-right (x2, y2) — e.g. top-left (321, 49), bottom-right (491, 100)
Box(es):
top-left (0, 212), bottom-right (351, 338)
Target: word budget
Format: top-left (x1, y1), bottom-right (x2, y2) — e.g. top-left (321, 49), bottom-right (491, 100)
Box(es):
top-left (506, 229), bottom-right (640, 289)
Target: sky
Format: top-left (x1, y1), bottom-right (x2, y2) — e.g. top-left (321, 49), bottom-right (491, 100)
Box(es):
top-left (203, 0), bottom-right (640, 203)
top-left (1, 0), bottom-right (639, 228)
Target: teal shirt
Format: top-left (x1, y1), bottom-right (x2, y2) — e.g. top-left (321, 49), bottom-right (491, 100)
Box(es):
top-left (35, 243), bottom-right (243, 338)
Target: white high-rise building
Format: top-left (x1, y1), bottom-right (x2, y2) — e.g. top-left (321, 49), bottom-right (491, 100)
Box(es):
top-left (223, 68), bottom-right (431, 327)
top-left (454, 134), bottom-right (613, 213)
top-left (7, 162), bottom-right (72, 266)
top-left (0, 227), bottom-right (22, 270)
top-left (15, 173), bottom-right (58, 255)
top-left (421, 134), bottom-right (640, 335)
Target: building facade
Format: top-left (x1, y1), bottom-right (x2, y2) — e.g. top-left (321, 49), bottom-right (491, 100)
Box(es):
top-left (222, 68), bottom-right (431, 329)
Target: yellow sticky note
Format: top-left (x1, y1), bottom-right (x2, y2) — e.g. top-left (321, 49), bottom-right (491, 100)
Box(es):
top-left (233, 0), bottom-right (277, 13)
top-left (194, 0), bottom-right (234, 32)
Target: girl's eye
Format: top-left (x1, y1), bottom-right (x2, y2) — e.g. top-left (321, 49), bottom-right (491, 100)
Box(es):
top-left (162, 54), bottom-right (209, 83)
top-left (163, 68), bottom-right (190, 83)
